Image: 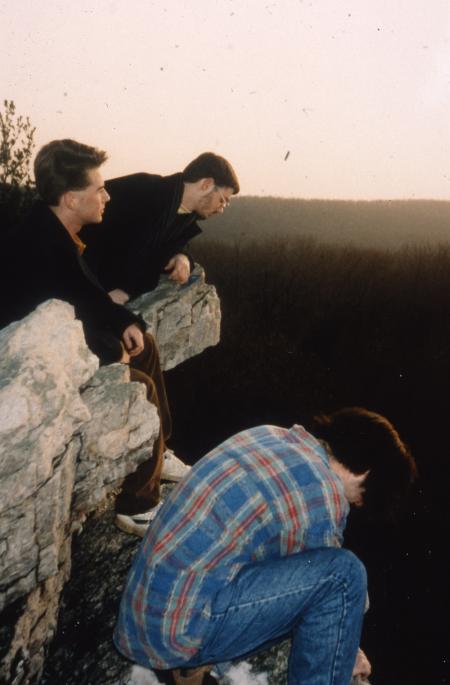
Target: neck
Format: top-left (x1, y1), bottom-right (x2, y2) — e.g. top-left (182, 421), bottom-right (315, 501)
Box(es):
top-left (328, 455), bottom-right (349, 483)
top-left (50, 205), bottom-right (82, 237)
top-left (180, 183), bottom-right (198, 212)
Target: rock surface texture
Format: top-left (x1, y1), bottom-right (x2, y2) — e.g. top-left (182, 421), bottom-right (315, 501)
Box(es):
top-left (0, 268), bottom-right (220, 685)
top-left (129, 266), bottom-right (221, 371)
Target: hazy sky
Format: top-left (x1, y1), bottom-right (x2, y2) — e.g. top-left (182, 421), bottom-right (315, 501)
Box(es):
top-left (1, 0), bottom-right (449, 199)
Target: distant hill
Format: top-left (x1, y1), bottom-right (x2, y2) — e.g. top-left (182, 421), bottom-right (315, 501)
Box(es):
top-left (200, 197), bottom-right (450, 250)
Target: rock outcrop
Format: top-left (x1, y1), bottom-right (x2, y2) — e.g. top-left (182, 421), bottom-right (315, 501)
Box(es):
top-left (129, 267), bottom-right (221, 371)
top-left (0, 267), bottom-right (220, 685)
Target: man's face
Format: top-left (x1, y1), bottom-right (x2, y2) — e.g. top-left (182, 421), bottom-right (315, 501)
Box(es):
top-left (194, 183), bottom-right (234, 219)
top-left (71, 168), bottom-right (110, 225)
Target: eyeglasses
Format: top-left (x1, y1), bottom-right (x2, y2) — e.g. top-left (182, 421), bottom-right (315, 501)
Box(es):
top-left (215, 186), bottom-right (231, 208)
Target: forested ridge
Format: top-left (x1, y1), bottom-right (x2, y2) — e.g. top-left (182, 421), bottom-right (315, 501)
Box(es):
top-left (205, 196), bottom-right (450, 250)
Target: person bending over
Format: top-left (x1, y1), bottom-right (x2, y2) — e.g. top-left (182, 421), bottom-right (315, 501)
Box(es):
top-left (81, 152), bottom-right (239, 303)
top-left (114, 407), bottom-right (417, 684)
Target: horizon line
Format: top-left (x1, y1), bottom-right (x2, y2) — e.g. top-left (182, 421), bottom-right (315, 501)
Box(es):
top-left (237, 194), bottom-right (450, 203)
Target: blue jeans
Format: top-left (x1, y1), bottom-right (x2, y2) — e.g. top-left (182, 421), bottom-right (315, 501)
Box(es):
top-left (186, 548), bottom-right (367, 685)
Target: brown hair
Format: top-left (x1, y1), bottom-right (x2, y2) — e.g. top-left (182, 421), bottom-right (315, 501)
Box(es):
top-left (34, 139), bottom-right (108, 205)
top-left (312, 407), bottom-right (417, 518)
top-left (182, 152), bottom-right (240, 194)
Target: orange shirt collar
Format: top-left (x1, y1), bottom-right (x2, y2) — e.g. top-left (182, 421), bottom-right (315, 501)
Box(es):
top-left (69, 232), bottom-right (86, 255)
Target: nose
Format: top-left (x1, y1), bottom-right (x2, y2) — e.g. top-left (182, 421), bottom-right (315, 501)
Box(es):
top-left (104, 189), bottom-right (111, 203)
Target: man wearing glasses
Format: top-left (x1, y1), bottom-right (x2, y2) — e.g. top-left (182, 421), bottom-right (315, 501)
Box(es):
top-left (82, 153), bottom-right (239, 305)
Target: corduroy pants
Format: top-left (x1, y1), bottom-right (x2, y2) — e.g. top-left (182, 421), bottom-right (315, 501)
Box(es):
top-left (114, 333), bottom-right (172, 515)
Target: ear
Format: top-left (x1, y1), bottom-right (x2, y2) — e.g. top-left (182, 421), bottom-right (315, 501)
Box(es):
top-left (355, 469), bottom-right (370, 483)
top-left (343, 469), bottom-right (370, 507)
top-left (61, 190), bottom-right (77, 212)
top-left (198, 177), bottom-right (215, 193)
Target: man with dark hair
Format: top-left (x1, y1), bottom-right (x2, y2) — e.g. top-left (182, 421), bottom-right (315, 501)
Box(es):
top-left (34, 138), bottom-right (109, 206)
top-left (81, 152), bottom-right (239, 303)
top-left (0, 139), bottom-right (189, 537)
top-left (114, 407), bottom-right (416, 685)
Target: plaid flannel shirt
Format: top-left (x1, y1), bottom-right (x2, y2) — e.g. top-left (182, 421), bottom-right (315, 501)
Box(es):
top-left (114, 424), bottom-right (349, 669)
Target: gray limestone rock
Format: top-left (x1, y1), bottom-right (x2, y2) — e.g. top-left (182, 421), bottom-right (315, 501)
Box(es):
top-left (0, 301), bottom-right (97, 613)
top-left (0, 301), bottom-right (97, 684)
top-left (0, 269), bottom-right (221, 685)
top-left (129, 266), bottom-right (221, 371)
top-left (74, 364), bottom-right (159, 514)
top-left (0, 300), bottom-right (96, 514)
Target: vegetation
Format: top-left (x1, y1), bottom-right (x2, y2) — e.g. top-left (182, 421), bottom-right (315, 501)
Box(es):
top-left (209, 195), bottom-right (450, 250)
top-left (0, 100), bottom-right (36, 226)
top-left (170, 236), bottom-right (450, 453)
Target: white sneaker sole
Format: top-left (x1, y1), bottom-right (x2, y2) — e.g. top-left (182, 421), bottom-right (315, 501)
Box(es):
top-left (160, 468), bottom-right (190, 483)
top-left (115, 504), bottom-right (163, 537)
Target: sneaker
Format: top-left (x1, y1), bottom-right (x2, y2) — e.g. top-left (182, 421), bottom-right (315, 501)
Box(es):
top-left (115, 501), bottom-right (164, 537)
top-left (161, 449), bottom-right (191, 482)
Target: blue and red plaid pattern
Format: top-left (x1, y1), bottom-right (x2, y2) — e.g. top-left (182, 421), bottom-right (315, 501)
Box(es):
top-left (114, 424), bottom-right (349, 669)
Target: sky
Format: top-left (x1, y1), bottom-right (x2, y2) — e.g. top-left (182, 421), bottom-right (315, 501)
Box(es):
top-left (1, 0), bottom-right (449, 200)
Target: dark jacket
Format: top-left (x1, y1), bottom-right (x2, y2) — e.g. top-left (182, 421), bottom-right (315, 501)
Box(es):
top-left (81, 173), bottom-right (202, 298)
top-left (0, 201), bottom-right (144, 364)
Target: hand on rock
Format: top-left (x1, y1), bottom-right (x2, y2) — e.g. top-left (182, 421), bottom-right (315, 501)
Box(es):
top-left (164, 254), bottom-right (190, 284)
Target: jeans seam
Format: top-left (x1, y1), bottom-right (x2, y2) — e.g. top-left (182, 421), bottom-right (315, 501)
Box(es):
top-left (224, 581), bottom-right (316, 613)
top-left (330, 578), bottom-right (347, 685)
top-left (223, 577), bottom-right (333, 613)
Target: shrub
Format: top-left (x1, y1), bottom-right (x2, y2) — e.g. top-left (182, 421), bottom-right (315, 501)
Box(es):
top-left (0, 100), bottom-right (36, 226)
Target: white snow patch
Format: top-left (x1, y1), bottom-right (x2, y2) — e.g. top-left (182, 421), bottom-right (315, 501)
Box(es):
top-left (223, 661), bottom-right (269, 685)
top-left (123, 660), bottom-right (270, 685)
top-left (125, 665), bottom-right (161, 684)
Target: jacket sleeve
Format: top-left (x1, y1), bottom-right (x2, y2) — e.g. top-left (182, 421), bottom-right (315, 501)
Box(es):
top-left (149, 219), bottom-right (202, 285)
top-left (47, 242), bottom-right (145, 362)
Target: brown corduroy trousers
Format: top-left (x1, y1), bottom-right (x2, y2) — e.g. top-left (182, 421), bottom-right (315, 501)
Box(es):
top-left (114, 333), bottom-right (172, 515)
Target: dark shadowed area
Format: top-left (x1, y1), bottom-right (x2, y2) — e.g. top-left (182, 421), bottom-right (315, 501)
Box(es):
top-left (164, 212), bottom-right (450, 685)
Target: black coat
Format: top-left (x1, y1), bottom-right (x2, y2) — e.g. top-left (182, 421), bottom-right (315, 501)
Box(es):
top-left (81, 173), bottom-right (202, 298)
top-left (0, 201), bottom-right (144, 364)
